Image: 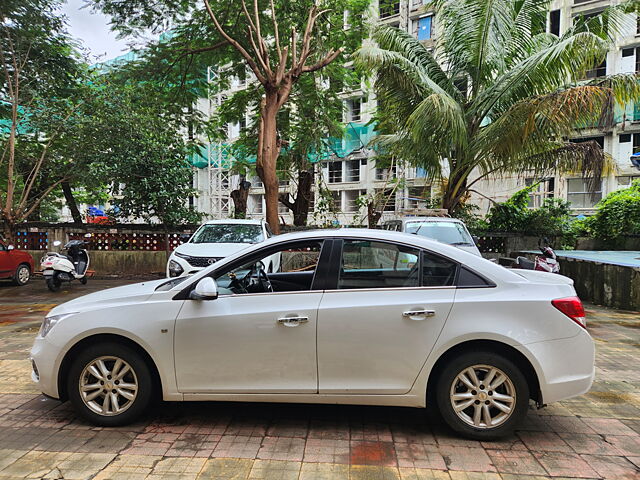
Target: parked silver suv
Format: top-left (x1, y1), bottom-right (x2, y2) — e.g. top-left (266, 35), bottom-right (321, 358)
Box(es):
top-left (382, 217), bottom-right (481, 256)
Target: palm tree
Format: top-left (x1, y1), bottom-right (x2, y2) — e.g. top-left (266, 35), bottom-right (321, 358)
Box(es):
top-left (356, 0), bottom-right (640, 213)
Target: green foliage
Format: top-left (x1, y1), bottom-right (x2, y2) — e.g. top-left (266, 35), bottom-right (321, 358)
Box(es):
top-left (485, 186), bottom-right (572, 237)
top-left (587, 180), bottom-right (640, 244)
top-left (356, 0), bottom-right (640, 212)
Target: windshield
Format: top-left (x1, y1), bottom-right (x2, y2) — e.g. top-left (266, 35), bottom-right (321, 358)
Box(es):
top-left (406, 221), bottom-right (474, 245)
top-left (191, 224), bottom-right (264, 244)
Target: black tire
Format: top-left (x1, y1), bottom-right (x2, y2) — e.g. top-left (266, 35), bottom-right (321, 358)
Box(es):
top-left (67, 342), bottom-right (153, 427)
top-left (435, 350), bottom-right (529, 440)
top-left (12, 264), bottom-right (31, 286)
top-left (80, 276), bottom-right (88, 285)
top-left (46, 276), bottom-right (61, 292)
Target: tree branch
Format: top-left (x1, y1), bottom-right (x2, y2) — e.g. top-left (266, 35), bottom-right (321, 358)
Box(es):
top-left (203, 0), bottom-right (267, 84)
top-left (301, 48), bottom-right (344, 73)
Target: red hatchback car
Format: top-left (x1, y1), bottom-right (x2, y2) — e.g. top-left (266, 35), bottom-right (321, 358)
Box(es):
top-left (0, 241), bottom-right (34, 286)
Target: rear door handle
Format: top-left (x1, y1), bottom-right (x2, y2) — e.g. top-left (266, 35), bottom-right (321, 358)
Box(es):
top-left (402, 310), bottom-right (435, 318)
top-left (277, 316), bottom-right (309, 327)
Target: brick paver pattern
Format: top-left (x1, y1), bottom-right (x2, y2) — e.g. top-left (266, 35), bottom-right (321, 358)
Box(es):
top-left (0, 280), bottom-right (639, 479)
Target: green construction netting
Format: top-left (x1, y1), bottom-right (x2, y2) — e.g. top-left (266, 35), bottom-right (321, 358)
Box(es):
top-left (188, 122), bottom-right (377, 169)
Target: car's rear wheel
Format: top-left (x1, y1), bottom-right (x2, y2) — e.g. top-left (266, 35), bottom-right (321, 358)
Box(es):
top-left (12, 264), bottom-right (31, 286)
top-left (67, 343), bottom-right (152, 426)
top-left (435, 351), bottom-right (529, 440)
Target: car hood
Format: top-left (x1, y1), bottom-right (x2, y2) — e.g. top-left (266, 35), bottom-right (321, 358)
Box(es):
top-left (47, 278), bottom-right (170, 316)
top-left (173, 242), bottom-right (252, 258)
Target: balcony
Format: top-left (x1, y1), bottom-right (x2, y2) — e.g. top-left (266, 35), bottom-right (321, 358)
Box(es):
top-left (379, 0), bottom-right (400, 19)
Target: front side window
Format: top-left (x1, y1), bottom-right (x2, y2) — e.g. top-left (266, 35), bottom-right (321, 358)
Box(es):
top-left (405, 221), bottom-right (474, 247)
top-left (215, 241), bottom-right (323, 295)
top-left (339, 240), bottom-right (420, 289)
top-left (191, 224), bottom-right (264, 244)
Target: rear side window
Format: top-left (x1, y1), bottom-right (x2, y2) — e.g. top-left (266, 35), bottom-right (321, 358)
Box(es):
top-left (422, 251), bottom-right (457, 286)
top-left (456, 266), bottom-right (494, 288)
top-left (339, 240), bottom-right (420, 289)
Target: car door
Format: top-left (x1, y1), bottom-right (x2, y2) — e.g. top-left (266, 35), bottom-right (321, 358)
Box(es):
top-left (174, 239), bottom-right (328, 394)
top-left (317, 239), bottom-right (457, 394)
top-left (0, 243), bottom-right (11, 278)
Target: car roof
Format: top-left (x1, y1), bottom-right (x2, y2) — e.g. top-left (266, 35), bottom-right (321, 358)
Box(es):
top-left (397, 217), bottom-right (464, 224)
top-left (202, 219), bottom-right (264, 226)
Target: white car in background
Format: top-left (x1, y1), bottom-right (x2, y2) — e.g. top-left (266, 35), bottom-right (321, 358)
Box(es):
top-left (167, 219), bottom-right (279, 277)
top-left (31, 229), bottom-right (594, 439)
top-left (383, 217), bottom-right (482, 256)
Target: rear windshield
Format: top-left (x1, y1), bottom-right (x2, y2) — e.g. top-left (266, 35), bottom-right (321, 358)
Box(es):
top-left (405, 221), bottom-right (474, 246)
top-left (191, 224), bottom-right (264, 244)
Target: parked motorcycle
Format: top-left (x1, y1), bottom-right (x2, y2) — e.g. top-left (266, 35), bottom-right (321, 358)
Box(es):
top-left (41, 234), bottom-right (91, 292)
top-left (514, 238), bottom-right (560, 274)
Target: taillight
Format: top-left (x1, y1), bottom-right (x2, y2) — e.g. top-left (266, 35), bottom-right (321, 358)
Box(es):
top-left (552, 296), bottom-right (586, 329)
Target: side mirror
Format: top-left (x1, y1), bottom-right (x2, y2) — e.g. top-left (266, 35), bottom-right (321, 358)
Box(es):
top-left (53, 241), bottom-right (62, 247)
top-left (190, 277), bottom-right (218, 300)
top-left (7, 245), bottom-right (14, 251)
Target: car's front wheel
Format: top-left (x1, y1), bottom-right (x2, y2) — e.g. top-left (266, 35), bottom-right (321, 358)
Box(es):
top-left (435, 351), bottom-right (529, 440)
top-left (67, 342), bottom-right (152, 426)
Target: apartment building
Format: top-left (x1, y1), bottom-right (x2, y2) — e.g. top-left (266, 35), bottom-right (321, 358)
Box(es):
top-left (192, 0), bottom-right (640, 225)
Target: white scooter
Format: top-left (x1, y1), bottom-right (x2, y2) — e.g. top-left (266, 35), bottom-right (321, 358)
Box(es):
top-left (41, 234), bottom-right (91, 292)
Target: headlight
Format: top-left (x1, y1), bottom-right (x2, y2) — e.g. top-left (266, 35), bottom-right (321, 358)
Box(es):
top-left (168, 259), bottom-right (184, 277)
top-left (40, 312), bottom-right (77, 338)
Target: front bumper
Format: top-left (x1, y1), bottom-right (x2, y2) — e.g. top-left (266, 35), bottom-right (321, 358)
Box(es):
top-left (520, 328), bottom-right (595, 405)
top-left (30, 335), bottom-right (61, 399)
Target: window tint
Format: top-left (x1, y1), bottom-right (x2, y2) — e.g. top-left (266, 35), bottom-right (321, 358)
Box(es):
top-left (422, 251), bottom-right (457, 287)
top-left (339, 240), bottom-right (420, 289)
top-left (456, 266), bottom-right (492, 287)
top-left (215, 241), bottom-right (323, 295)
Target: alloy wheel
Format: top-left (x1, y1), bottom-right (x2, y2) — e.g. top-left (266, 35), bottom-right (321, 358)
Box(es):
top-left (449, 364), bottom-right (516, 429)
top-left (17, 266), bottom-right (30, 284)
top-left (79, 356), bottom-right (138, 416)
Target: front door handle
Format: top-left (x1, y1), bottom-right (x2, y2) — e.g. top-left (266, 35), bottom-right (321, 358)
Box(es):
top-left (402, 310), bottom-right (436, 319)
top-left (277, 316), bottom-right (309, 327)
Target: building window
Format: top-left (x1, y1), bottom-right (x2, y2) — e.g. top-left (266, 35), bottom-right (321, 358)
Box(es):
top-left (377, 189), bottom-right (397, 212)
top-left (637, 15), bottom-right (640, 35)
top-left (414, 16), bottom-right (432, 40)
top-left (549, 9), bottom-right (560, 36)
top-left (620, 132), bottom-right (640, 154)
top-left (328, 161), bottom-right (343, 183)
top-left (345, 159), bottom-right (360, 182)
top-left (525, 178), bottom-right (555, 208)
top-left (379, 0), bottom-right (400, 18)
top-left (347, 98), bottom-right (362, 122)
top-left (617, 175), bottom-right (640, 187)
top-left (250, 194), bottom-right (263, 214)
top-left (407, 185), bottom-right (431, 209)
top-left (586, 59), bottom-right (606, 78)
top-left (567, 178), bottom-right (602, 209)
top-left (345, 189), bottom-right (364, 212)
top-left (251, 176), bottom-right (263, 188)
top-left (375, 165), bottom-right (397, 181)
top-left (572, 135), bottom-right (605, 148)
top-left (331, 191), bottom-right (341, 211)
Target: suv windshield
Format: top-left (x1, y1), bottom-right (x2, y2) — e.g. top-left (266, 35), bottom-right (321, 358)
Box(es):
top-left (191, 224), bottom-right (264, 244)
top-left (406, 221), bottom-right (474, 245)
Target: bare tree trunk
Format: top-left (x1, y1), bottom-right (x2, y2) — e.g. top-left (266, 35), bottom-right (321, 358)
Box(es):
top-left (61, 181), bottom-right (83, 224)
top-left (257, 93), bottom-right (282, 233)
top-left (279, 168), bottom-right (314, 226)
top-left (230, 177), bottom-right (251, 219)
top-left (1, 219), bottom-right (16, 245)
top-left (367, 202), bottom-right (382, 228)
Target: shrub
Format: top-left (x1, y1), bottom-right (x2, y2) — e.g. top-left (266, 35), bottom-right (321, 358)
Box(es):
top-left (588, 180), bottom-right (640, 245)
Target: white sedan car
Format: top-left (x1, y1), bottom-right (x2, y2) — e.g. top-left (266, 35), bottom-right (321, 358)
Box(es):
top-left (30, 229), bottom-right (594, 439)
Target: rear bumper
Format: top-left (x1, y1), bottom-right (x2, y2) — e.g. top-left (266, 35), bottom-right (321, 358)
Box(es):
top-left (520, 328), bottom-right (595, 404)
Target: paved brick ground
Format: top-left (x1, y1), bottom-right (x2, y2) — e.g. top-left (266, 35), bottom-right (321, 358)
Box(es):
top-left (0, 279), bottom-right (639, 479)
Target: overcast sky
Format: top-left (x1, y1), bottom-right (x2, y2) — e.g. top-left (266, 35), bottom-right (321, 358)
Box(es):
top-left (61, 0), bottom-right (132, 62)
